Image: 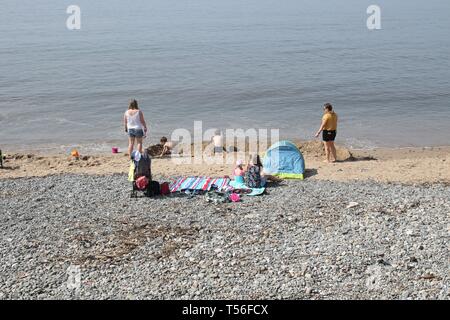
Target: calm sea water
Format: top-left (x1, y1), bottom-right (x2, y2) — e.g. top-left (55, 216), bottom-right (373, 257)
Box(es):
top-left (1, 0), bottom-right (450, 152)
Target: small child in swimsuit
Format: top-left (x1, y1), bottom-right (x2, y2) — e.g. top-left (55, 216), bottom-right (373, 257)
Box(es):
top-left (233, 159), bottom-right (245, 184)
top-left (159, 136), bottom-right (174, 157)
top-left (234, 159), bottom-right (245, 177)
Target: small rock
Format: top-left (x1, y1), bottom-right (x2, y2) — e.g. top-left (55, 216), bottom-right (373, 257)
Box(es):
top-left (346, 202), bottom-right (359, 209)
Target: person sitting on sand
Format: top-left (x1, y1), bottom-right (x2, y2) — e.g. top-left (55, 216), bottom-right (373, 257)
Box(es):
top-left (233, 159), bottom-right (245, 183)
top-left (234, 159), bottom-right (245, 177)
top-left (245, 154), bottom-right (281, 188)
top-left (124, 99), bottom-right (148, 158)
top-left (159, 136), bottom-right (174, 157)
top-left (212, 130), bottom-right (227, 154)
top-left (315, 103), bottom-right (338, 163)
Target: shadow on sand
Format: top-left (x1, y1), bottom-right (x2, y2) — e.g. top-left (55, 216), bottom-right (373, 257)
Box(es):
top-left (340, 155), bottom-right (378, 163)
top-left (0, 165), bottom-right (20, 171)
top-left (304, 168), bottom-right (318, 179)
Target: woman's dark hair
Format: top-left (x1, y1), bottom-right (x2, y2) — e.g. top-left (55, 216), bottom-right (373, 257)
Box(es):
top-left (324, 103), bottom-right (333, 111)
top-left (128, 99), bottom-right (139, 110)
top-left (250, 154), bottom-right (263, 168)
top-left (256, 155), bottom-right (263, 167)
top-left (160, 136), bottom-right (168, 144)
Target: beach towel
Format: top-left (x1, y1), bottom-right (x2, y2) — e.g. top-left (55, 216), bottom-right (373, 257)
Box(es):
top-left (229, 180), bottom-right (265, 196)
top-left (169, 176), bottom-right (231, 193)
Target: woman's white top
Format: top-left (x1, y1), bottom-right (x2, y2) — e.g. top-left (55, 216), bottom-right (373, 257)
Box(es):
top-left (125, 110), bottom-right (144, 130)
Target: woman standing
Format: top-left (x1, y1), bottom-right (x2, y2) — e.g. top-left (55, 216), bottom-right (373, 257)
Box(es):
top-left (124, 99), bottom-right (148, 157)
top-left (315, 103), bottom-right (338, 163)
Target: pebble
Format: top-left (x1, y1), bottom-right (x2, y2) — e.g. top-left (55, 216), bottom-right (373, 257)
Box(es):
top-left (346, 202), bottom-right (359, 209)
top-left (0, 174), bottom-right (448, 299)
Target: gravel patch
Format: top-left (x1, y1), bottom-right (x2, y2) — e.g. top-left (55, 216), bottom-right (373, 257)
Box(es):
top-left (0, 174), bottom-right (449, 300)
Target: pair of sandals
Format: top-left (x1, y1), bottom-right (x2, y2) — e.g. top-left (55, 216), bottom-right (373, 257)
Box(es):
top-left (205, 184), bottom-right (232, 204)
top-left (183, 183), bottom-right (223, 199)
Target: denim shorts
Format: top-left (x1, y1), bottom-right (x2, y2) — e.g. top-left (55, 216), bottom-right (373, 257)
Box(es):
top-left (214, 146), bottom-right (224, 153)
top-left (128, 128), bottom-right (144, 138)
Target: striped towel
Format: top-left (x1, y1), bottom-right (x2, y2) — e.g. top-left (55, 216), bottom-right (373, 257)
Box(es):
top-left (169, 177), bottom-right (231, 193)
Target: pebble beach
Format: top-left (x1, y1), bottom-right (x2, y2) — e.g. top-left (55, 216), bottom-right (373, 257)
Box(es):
top-left (1, 173), bottom-right (448, 300)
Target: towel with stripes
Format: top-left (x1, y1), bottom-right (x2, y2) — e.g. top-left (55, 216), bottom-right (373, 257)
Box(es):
top-left (169, 177), bottom-right (231, 193)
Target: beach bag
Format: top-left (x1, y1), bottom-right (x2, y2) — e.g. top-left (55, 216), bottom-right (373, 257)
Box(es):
top-left (148, 181), bottom-right (161, 196)
top-left (229, 193), bottom-right (240, 202)
top-left (135, 152), bottom-right (151, 178)
top-left (245, 165), bottom-right (262, 188)
top-left (135, 176), bottom-right (149, 190)
top-left (160, 182), bottom-right (170, 195)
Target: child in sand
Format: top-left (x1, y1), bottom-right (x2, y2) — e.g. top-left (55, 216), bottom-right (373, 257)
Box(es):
top-left (212, 130), bottom-right (227, 154)
top-left (159, 137), bottom-right (174, 157)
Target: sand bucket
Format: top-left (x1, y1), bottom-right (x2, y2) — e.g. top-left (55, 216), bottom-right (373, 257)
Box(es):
top-left (112, 147), bottom-right (119, 154)
top-left (71, 149), bottom-right (80, 158)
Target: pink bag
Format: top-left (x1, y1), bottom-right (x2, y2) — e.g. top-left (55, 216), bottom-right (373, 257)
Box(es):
top-left (136, 176), bottom-right (149, 190)
top-left (230, 193), bottom-right (240, 202)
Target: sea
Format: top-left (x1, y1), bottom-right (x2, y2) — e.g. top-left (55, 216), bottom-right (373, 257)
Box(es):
top-left (1, 0), bottom-right (450, 153)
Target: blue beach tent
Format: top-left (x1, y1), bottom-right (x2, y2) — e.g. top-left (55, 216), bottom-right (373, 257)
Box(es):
top-left (263, 140), bottom-right (305, 179)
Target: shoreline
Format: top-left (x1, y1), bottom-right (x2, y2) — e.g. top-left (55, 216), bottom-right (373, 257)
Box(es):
top-left (2, 135), bottom-right (450, 156)
top-left (2, 137), bottom-right (450, 156)
top-left (1, 141), bottom-right (449, 184)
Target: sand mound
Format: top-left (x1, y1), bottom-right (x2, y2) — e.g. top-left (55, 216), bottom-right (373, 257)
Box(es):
top-left (296, 141), bottom-right (353, 161)
top-left (147, 144), bottom-right (164, 157)
top-left (145, 140), bottom-right (353, 161)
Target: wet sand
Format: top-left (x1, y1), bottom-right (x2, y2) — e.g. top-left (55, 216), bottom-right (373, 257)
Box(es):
top-left (1, 141), bottom-right (449, 184)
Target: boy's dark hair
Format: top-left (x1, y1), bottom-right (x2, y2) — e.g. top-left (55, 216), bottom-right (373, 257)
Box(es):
top-left (324, 103), bottom-right (333, 111)
top-left (160, 136), bottom-right (168, 144)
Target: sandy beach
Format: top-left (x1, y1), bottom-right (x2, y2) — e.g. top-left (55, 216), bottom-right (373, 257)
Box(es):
top-left (1, 141), bottom-right (449, 184)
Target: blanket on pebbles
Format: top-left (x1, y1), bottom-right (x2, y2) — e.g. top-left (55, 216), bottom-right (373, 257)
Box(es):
top-left (169, 177), bottom-right (265, 196)
top-left (169, 177), bottom-right (231, 193)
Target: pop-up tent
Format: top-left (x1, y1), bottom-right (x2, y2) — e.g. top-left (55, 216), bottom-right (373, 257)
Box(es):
top-left (263, 140), bottom-right (305, 179)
